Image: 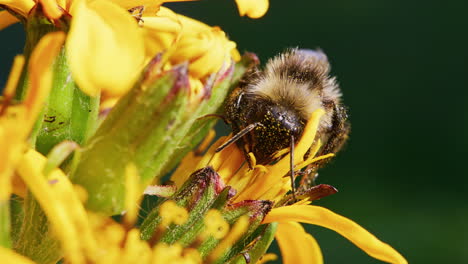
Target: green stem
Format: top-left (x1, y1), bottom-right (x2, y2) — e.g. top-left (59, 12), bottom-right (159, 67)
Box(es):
top-left (0, 201), bottom-right (11, 248)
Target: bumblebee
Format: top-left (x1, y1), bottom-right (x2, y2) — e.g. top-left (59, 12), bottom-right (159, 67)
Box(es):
top-left (217, 48), bottom-right (349, 194)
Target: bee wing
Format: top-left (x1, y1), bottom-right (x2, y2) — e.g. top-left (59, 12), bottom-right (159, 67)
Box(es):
top-left (296, 49), bottom-right (329, 63)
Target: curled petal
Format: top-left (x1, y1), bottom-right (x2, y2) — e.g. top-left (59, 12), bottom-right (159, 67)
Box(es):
top-left (142, 7), bottom-right (182, 60)
top-left (38, 0), bottom-right (63, 19)
top-left (0, 0), bottom-right (34, 17)
top-left (182, 26), bottom-right (235, 78)
top-left (66, 0), bottom-right (145, 97)
top-left (235, 0), bottom-right (269, 18)
top-left (143, 8), bottom-right (238, 80)
top-left (264, 205), bottom-right (408, 264)
top-left (0, 11), bottom-right (19, 30)
top-left (276, 221), bottom-right (323, 264)
top-left (173, 16), bottom-right (237, 79)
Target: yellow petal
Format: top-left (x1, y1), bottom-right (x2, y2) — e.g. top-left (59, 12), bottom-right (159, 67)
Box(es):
top-left (234, 0), bottom-right (269, 19)
top-left (144, 8), bottom-right (238, 80)
top-left (235, 109), bottom-right (325, 201)
top-left (0, 11), bottom-right (19, 30)
top-left (38, 0), bottom-right (63, 19)
top-left (142, 7), bottom-right (182, 60)
top-left (66, 0), bottom-right (145, 97)
top-left (0, 32), bottom-right (64, 201)
top-left (3, 55), bottom-right (24, 103)
top-left (111, 0), bottom-right (195, 15)
top-left (124, 163), bottom-right (142, 225)
top-left (0, 247), bottom-right (36, 264)
top-left (173, 23), bottom-right (236, 79)
top-left (264, 205), bottom-right (408, 264)
top-left (276, 221), bottom-right (323, 264)
top-left (0, 0), bottom-right (34, 17)
top-left (16, 149), bottom-right (85, 264)
top-left (26, 31), bottom-right (65, 122)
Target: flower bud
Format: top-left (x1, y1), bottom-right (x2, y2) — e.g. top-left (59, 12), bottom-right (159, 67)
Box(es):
top-left (139, 167), bottom-right (276, 263)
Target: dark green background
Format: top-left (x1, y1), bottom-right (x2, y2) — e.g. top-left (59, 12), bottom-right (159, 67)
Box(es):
top-left (1, 0), bottom-right (467, 263)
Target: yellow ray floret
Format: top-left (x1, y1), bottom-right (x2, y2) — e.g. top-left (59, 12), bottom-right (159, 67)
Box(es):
top-left (66, 0), bottom-right (145, 97)
top-left (0, 11), bottom-right (19, 30)
top-left (264, 205), bottom-right (408, 264)
top-left (234, 0), bottom-right (269, 18)
top-left (275, 221), bottom-right (323, 264)
top-left (0, 32), bottom-right (64, 201)
top-left (0, 247), bottom-right (36, 264)
top-left (171, 108), bottom-right (328, 203)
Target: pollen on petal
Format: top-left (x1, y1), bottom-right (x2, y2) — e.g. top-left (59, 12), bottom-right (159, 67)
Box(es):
top-left (235, 109), bottom-right (325, 201)
top-left (159, 200), bottom-right (189, 226)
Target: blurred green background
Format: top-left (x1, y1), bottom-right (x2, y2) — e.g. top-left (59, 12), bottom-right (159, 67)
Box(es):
top-left (1, 0), bottom-right (467, 263)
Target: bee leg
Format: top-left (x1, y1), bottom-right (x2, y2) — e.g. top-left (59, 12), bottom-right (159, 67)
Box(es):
top-left (243, 146), bottom-right (254, 170)
top-left (196, 114), bottom-right (229, 124)
top-left (290, 135), bottom-right (297, 201)
top-left (215, 122), bottom-right (261, 152)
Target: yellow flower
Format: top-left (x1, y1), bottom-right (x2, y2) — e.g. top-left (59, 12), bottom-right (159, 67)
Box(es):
top-left (142, 7), bottom-right (240, 103)
top-left (0, 0), bottom-right (34, 19)
top-left (0, 0), bottom-right (258, 102)
top-left (65, 0), bottom-right (146, 97)
top-left (171, 108), bottom-right (407, 264)
top-left (234, 0), bottom-right (269, 18)
top-left (0, 32), bottom-right (65, 201)
top-left (11, 148), bottom-right (203, 264)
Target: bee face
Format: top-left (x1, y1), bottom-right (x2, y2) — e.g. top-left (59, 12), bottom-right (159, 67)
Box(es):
top-left (226, 90), bottom-right (306, 164)
top-left (220, 48), bottom-right (349, 185)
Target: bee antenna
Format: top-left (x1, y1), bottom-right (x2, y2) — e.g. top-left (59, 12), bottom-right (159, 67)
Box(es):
top-left (290, 135), bottom-right (297, 202)
top-left (216, 122), bottom-right (261, 152)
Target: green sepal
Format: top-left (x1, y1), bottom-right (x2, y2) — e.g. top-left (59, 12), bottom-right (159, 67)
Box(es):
top-left (9, 195), bottom-right (24, 246)
top-left (177, 187), bottom-right (233, 246)
top-left (71, 65), bottom-right (190, 215)
top-left (161, 53), bottom-right (261, 176)
top-left (197, 199), bottom-right (273, 262)
top-left (140, 167), bottom-right (225, 242)
top-left (13, 193), bottom-right (61, 264)
top-left (228, 223), bottom-right (278, 264)
top-left (139, 166), bottom-right (274, 263)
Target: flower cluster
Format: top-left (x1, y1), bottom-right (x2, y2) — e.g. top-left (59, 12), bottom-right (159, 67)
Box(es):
top-left (0, 0), bottom-right (407, 263)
